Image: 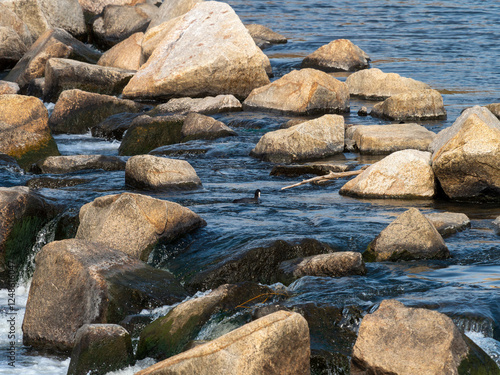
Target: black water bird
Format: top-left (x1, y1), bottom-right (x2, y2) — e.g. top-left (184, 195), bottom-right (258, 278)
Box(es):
top-left (232, 189), bottom-right (261, 204)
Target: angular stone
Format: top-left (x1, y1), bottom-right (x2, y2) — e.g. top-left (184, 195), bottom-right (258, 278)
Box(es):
top-left (250, 114), bottom-right (345, 163)
top-left (485, 103), bottom-right (500, 119)
top-left (75, 192), bottom-right (205, 260)
top-left (48, 89), bottom-right (140, 134)
top-left (32, 155), bottom-right (125, 174)
top-left (38, 0), bottom-right (86, 39)
top-left (78, 0), bottom-right (147, 17)
top-left (243, 68), bottom-right (349, 115)
top-left (123, 2), bottom-right (270, 100)
top-left (364, 208), bottom-right (449, 262)
top-left (301, 39), bottom-right (369, 72)
top-left (340, 150), bottom-right (436, 199)
top-left (348, 123), bottom-right (436, 154)
top-left (370, 89), bottom-right (446, 121)
top-left (245, 23), bottom-right (287, 49)
top-left (0, 95), bottom-right (59, 169)
top-left (0, 81), bottom-right (20, 95)
top-left (424, 212), bottom-right (471, 237)
top-left (149, 95), bottom-right (242, 116)
top-left (125, 155), bottom-right (202, 191)
top-left (430, 106), bottom-right (500, 200)
top-left (43, 58), bottom-right (135, 102)
top-left (22, 239), bottom-right (188, 352)
top-left (345, 68), bottom-right (430, 100)
top-left (135, 311), bottom-right (310, 375)
top-left (182, 113), bottom-right (237, 141)
top-left (0, 26), bottom-right (27, 70)
top-left (67, 324), bottom-right (134, 375)
top-left (97, 32), bottom-right (145, 70)
top-left (0, 3), bottom-right (33, 46)
top-left (351, 300), bottom-right (500, 375)
top-left (5, 28), bottom-right (101, 90)
top-left (2, 0), bottom-right (50, 42)
top-left (147, 0), bottom-right (202, 30)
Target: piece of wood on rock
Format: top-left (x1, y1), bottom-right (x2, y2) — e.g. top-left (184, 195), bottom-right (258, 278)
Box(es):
top-left (67, 324), bottom-right (134, 375)
top-left (345, 68), bottom-right (430, 100)
top-left (181, 113), bottom-right (237, 141)
top-left (351, 299), bottom-right (500, 375)
top-left (123, 1), bottom-right (270, 101)
top-left (430, 105), bottom-right (500, 201)
top-left (125, 155), bottom-right (202, 191)
top-left (43, 58), bottom-right (135, 102)
top-left (370, 89), bottom-right (446, 121)
top-left (346, 123), bottom-right (436, 154)
top-left (245, 23), bottom-right (287, 49)
top-left (75, 192), bottom-right (205, 260)
top-left (49, 89), bottom-right (140, 134)
top-left (0, 95), bottom-right (59, 170)
top-left (243, 68), bottom-right (350, 115)
top-left (97, 32), bottom-right (145, 70)
top-left (4, 28), bottom-right (101, 90)
top-left (32, 155), bottom-right (125, 174)
top-left (250, 114), bottom-right (345, 163)
top-left (22, 238), bottom-right (189, 352)
top-left (339, 150), bottom-right (436, 199)
top-left (364, 208), bottom-right (449, 262)
top-left (135, 310), bottom-right (310, 375)
top-left (149, 95), bottom-right (242, 115)
top-left (424, 212), bottom-right (471, 237)
top-left (301, 39), bottom-right (369, 72)
top-left (136, 282), bottom-right (274, 361)
top-left (0, 26), bottom-right (27, 70)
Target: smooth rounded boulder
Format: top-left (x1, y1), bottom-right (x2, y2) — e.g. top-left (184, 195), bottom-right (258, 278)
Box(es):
top-left (301, 39), bottom-right (369, 72)
top-left (123, 1), bottom-right (270, 100)
top-left (125, 155), bottom-right (202, 190)
top-left (75, 192), bottom-right (205, 260)
top-left (340, 150), bottom-right (436, 199)
top-left (364, 208), bottom-right (449, 262)
top-left (250, 114), bottom-right (345, 163)
top-left (243, 68), bottom-right (349, 115)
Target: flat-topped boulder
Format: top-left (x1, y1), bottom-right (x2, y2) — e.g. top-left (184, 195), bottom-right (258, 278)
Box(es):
top-left (148, 95), bottom-right (242, 115)
top-left (347, 123), bottom-right (436, 154)
top-left (301, 39), bottom-right (369, 72)
top-left (0, 26), bottom-right (27, 70)
top-left (270, 162), bottom-right (351, 177)
top-left (43, 58), bottom-right (135, 102)
top-left (97, 32), bottom-right (145, 70)
top-left (250, 114), bottom-right (345, 163)
top-left (181, 113), bottom-right (237, 141)
top-left (0, 95), bottom-right (59, 169)
top-left (76, 192), bottom-right (205, 260)
top-left (123, 1), bottom-right (270, 101)
top-left (32, 155), bottom-right (126, 174)
top-left (424, 212), bottom-right (471, 237)
top-left (340, 150), bottom-right (436, 199)
top-left (125, 155), bottom-right (202, 191)
top-left (345, 68), bottom-right (430, 100)
top-left (364, 208), bottom-right (449, 262)
top-left (243, 68), bottom-right (350, 115)
top-left (48, 89), bottom-right (140, 134)
top-left (370, 89), bottom-right (446, 121)
top-left (245, 23), bottom-right (287, 49)
top-left (22, 239), bottom-right (188, 352)
top-left (430, 106), bottom-right (500, 200)
top-left (147, 0), bottom-right (203, 30)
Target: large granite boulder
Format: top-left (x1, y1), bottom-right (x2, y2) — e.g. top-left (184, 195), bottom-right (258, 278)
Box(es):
top-left (0, 3), bottom-right (33, 46)
top-left (364, 208), bottom-right (449, 262)
top-left (351, 300), bottom-right (500, 375)
top-left (135, 311), bottom-right (310, 375)
top-left (78, 0), bottom-right (147, 17)
top-left (250, 114), bottom-right (345, 163)
top-left (97, 32), bottom-right (145, 71)
top-left (340, 150), bottom-right (436, 199)
top-left (48, 89), bottom-right (140, 134)
top-left (345, 68), bottom-right (430, 100)
top-left (22, 239), bottom-right (189, 352)
top-left (147, 0), bottom-right (202, 30)
top-left (430, 106), bottom-right (500, 200)
top-left (181, 113), bottom-right (237, 141)
top-left (347, 123), bottom-right (436, 154)
top-left (123, 1), bottom-right (270, 101)
top-left (149, 95), bottom-right (242, 115)
top-left (37, 0), bottom-right (86, 39)
top-left (0, 95), bottom-right (59, 169)
top-left (301, 39), bottom-right (369, 72)
top-left (370, 89), bottom-right (446, 121)
top-left (75, 192), bottom-right (205, 260)
top-left (4, 28), bottom-right (101, 90)
top-left (67, 324), bottom-right (134, 375)
top-left (243, 68), bottom-right (349, 115)
top-left (32, 155), bottom-right (125, 174)
top-left (245, 23), bottom-right (287, 49)
top-left (43, 58), bottom-right (135, 102)
top-left (0, 26), bottom-right (27, 70)
top-left (125, 155), bottom-right (202, 190)
top-left (424, 212), bottom-right (471, 237)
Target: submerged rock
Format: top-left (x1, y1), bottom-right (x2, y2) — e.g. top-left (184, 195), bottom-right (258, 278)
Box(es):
top-left (76, 192), bottom-right (205, 260)
top-left (243, 68), bottom-right (350, 115)
top-left (301, 39), bottom-right (369, 72)
top-left (97, 32), bottom-right (145, 71)
top-left (424, 212), bottom-right (471, 237)
top-left (0, 26), bottom-right (27, 70)
top-left (27, 176), bottom-right (91, 189)
top-left (22, 239), bottom-right (188, 352)
top-left (351, 300), bottom-right (500, 375)
top-left (364, 208), bottom-right (449, 262)
top-left (135, 311), bottom-right (310, 375)
top-left (270, 162), bottom-right (351, 177)
top-left (245, 23), bottom-right (287, 49)
top-left (181, 113), bottom-right (237, 141)
top-left (149, 95), bottom-right (242, 116)
top-left (78, 0), bottom-right (147, 17)
top-left (90, 112), bottom-right (143, 141)
top-left (250, 114), bottom-right (345, 163)
top-left (32, 155), bottom-right (125, 174)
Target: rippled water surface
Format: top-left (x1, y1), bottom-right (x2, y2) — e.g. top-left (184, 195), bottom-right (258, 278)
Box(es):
top-left (1, 0), bottom-right (500, 373)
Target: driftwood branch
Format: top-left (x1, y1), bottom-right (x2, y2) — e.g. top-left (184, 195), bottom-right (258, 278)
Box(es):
top-left (281, 168), bottom-right (367, 191)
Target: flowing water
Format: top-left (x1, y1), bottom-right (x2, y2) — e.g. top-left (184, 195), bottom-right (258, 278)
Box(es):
top-left (1, 0), bottom-right (500, 373)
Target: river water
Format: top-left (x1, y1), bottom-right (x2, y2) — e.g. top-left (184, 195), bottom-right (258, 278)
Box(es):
top-left (1, 0), bottom-right (500, 373)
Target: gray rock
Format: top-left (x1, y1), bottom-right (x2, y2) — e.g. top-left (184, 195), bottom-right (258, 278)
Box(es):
top-left (148, 95), bottom-right (242, 116)
top-left (182, 113), bottom-right (237, 141)
top-left (38, 0), bottom-right (86, 39)
top-left (32, 155), bottom-right (126, 174)
top-left (424, 212), bottom-right (471, 237)
top-left (301, 39), bottom-right (369, 72)
top-left (0, 26), bottom-right (27, 70)
top-left (245, 23), bottom-right (287, 49)
top-left (270, 162), bottom-right (351, 177)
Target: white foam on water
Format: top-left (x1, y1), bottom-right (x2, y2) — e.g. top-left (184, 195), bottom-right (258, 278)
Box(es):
top-left (1, 356), bottom-right (70, 375)
top-left (466, 331), bottom-right (500, 366)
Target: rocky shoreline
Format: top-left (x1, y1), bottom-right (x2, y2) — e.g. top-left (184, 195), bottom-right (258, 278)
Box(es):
top-left (1, 0), bottom-right (500, 374)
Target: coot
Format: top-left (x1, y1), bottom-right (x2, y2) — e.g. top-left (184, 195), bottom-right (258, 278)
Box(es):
top-left (232, 189), bottom-right (261, 203)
